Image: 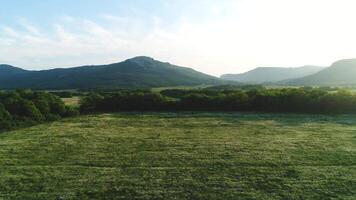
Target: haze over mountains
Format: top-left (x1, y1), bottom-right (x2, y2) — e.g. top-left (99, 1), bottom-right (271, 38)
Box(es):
top-left (1, 57), bottom-right (356, 90)
top-left (221, 59), bottom-right (356, 86)
top-left (285, 59), bottom-right (356, 86)
top-left (221, 66), bottom-right (325, 84)
top-left (0, 57), bottom-right (225, 90)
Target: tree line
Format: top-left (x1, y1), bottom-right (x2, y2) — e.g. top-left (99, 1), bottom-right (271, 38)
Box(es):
top-left (2, 87), bottom-right (356, 131)
top-left (80, 87), bottom-right (356, 114)
top-left (0, 90), bottom-right (78, 131)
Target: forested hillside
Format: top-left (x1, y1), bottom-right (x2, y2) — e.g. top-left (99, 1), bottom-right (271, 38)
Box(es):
top-left (286, 59), bottom-right (356, 86)
top-left (0, 57), bottom-right (226, 90)
top-left (221, 66), bottom-right (324, 84)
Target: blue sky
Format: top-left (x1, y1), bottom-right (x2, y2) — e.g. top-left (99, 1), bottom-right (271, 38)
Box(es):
top-left (1, 0), bottom-right (356, 75)
top-left (0, 0), bottom-right (209, 28)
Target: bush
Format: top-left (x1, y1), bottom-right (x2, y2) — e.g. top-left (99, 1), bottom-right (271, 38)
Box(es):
top-left (0, 103), bottom-right (12, 130)
top-left (79, 93), bottom-right (104, 112)
top-left (79, 88), bottom-right (356, 114)
top-left (0, 90), bottom-right (79, 131)
top-left (64, 106), bottom-right (80, 117)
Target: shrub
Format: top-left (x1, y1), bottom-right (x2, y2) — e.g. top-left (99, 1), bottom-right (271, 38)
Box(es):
top-left (64, 106), bottom-right (80, 117)
top-left (0, 90), bottom-right (79, 131)
top-left (79, 93), bottom-right (104, 112)
top-left (0, 103), bottom-right (12, 130)
top-left (78, 88), bottom-right (356, 114)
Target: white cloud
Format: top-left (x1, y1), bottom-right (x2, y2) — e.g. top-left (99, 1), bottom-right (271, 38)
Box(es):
top-left (103, 15), bottom-right (127, 23)
top-left (1, 0), bottom-right (356, 76)
top-left (18, 19), bottom-right (41, 36)
top-left (1, 26), bottom-right (20, 38)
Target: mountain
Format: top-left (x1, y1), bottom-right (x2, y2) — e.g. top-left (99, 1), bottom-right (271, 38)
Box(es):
top-left (0, 64), bottom-right (26, 74)
top-left (221, 66), bottom-right (325, 84)
top-left (286, 59), bottom-right (356, 86)
top-left (0, 56), bottom-right (227, 90)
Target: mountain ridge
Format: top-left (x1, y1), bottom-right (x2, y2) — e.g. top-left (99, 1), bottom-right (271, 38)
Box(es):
top-left (285, 58), bottom-right (356, 86)
top-left (0, 56), bottom-right (228, 90)
top-left (221, 65), bottom-right (325, 84)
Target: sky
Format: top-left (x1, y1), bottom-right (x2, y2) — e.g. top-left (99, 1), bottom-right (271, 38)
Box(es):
top-left (1, 0), bottom-right (356, 76)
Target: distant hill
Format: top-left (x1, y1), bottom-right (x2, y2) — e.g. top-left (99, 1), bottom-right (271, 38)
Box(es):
top-left (0, 64), bottom-right (26, 74)
top-left (286, 59), bottom-right (356, 86)
top-left (221, 66), bottom-right (324, 84)
top-left (0, 57), bottom-right (227, 90)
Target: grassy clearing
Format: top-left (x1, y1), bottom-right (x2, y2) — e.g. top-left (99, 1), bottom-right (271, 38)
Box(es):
top-left (0, 113), bottom-right (355, 199)
top-left (151, 85), bottom-right (210, 92)
top-left (61, 97), bottom-right (80, 107)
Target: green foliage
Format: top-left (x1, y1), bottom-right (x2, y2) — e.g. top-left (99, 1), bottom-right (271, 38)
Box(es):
top-left (0, 103), bottom-right (12, 129)
top-left (80, 92), bottom-right (169, 112)
top-left (79, 93), bottom-right (104, 112)
top-left (80, 88), bottom-right (356, 114)
top-left (64, 106), bottom-right (80, 117)
top-left (0, 90), bottom-right (78, 131)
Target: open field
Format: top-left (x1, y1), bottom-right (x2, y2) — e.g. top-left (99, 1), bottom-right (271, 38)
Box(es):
top-left (62, 97), bottom-right (80, 107)
top-left (0, 113), bottom-right (355, 199)
top-left (151, 85), bottom-right (211, 92)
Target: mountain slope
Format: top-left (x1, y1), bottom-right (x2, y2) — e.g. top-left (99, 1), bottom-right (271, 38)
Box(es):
top-left (0, 57), bottom-right (226, 89)
top-left (0, 64), bottom-right (26, 74)
top-left (221, 66), bottom-right (324, 84)
top-left (286, 59), bottom-right (356, 86)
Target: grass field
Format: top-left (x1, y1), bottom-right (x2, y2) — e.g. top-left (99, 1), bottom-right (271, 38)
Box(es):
top-left (151, 85), bottom-right (210, 92)
top-left (0, 113), bottom-right (355, 199)
top-left (62, 97), bottom-right (80, 107)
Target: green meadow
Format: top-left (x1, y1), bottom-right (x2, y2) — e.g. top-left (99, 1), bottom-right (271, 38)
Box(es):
top-left (0, 113), bottom-right (355, 199)
top-left (62, 97), bottom-right (80, 107)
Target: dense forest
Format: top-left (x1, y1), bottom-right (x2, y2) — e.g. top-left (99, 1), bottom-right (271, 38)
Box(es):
top-left (1, 87), bottom-right (356, 131)
top-left (80, 87), bottom-right (356, 114)
top-left (0, 90), bottom-right (78, 131)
